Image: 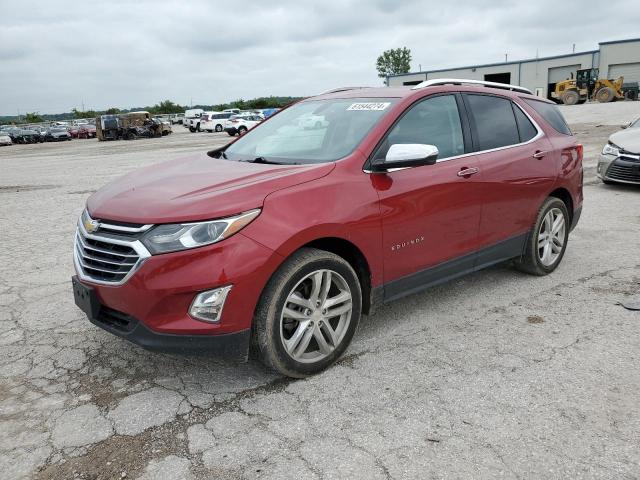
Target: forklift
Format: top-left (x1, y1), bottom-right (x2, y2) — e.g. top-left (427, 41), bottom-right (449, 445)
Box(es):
top-left (552, 68), bottom-right (624, 105)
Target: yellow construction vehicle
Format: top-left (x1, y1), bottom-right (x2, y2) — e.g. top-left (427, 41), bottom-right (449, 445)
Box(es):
top-left (552, 68), bottom-right (624, 105)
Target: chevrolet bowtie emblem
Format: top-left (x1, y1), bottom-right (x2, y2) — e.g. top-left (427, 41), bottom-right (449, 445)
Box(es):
top-left (84, 218), bottom-right (100, 233)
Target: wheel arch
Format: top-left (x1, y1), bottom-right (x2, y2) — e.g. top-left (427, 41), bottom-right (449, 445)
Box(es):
top-left (548, 187), bottom-right (574, 223)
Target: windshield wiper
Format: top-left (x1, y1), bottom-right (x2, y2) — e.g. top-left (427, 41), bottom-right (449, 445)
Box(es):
top-left (239, 157), bottom-right (298, 165)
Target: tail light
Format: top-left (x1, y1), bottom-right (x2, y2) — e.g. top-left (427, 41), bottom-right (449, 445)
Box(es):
top-left (576, 144), bottom-right (583, 163)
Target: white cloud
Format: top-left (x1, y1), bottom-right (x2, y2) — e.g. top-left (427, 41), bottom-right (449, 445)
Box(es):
top-left (0, 0), bottom-right (638, 114)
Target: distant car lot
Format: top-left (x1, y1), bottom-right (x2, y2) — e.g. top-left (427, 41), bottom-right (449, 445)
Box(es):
top-left (0, 102), bottom-right (639, 479)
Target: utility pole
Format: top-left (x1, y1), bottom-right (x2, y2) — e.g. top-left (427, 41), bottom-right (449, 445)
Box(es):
top-left (505, 53), bottom-right (508, 63)
top-left (572, 43), bottom-right (576, 53)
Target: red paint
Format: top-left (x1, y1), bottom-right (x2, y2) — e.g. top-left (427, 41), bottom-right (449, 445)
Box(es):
top-left (80, 85), bottom-right (583, 337)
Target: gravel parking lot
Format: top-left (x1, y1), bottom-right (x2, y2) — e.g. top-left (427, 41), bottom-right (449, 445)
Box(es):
top-left (1, 103), bottom-right (639, 479)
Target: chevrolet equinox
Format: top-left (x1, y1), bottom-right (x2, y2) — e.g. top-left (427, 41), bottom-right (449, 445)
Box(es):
top-left (72, 79), bottom-right (583, 377)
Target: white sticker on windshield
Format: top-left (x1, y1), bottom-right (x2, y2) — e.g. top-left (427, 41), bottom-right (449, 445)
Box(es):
top-left (347, 102), bottom-right (390, 111)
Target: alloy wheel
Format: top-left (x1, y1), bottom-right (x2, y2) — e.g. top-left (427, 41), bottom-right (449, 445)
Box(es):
top-left (537, 207), bottom-right (565, 266)
top-left (280, 269), bottom-right (353, 363)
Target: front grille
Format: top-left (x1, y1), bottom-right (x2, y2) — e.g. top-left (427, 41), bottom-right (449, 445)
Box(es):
top-left (75, 229), bottom-right (142, 284)
top-left (606, 162), bottom-right (640, 183)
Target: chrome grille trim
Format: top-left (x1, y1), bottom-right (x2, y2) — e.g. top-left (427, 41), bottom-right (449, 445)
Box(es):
top-left (74, 218), bottom-right (151, 286)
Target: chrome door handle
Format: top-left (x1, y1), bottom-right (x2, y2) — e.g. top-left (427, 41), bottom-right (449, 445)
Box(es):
top-left (533, 151), bottom-right (547, 159)
top-left (457, 167), bottom-right (479, 177)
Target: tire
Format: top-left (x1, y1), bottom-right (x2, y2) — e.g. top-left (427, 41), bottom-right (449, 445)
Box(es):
top-left (514, 197), bottom-right (570, 276)
top-left (215, 124), bottom-right (223, 132)
top-left (227, 131), bottom-right (235, 136)
top-left (238, 126), bottom-right (248, 135)
top-left (189, 126), bottom-right (196, 133)
top-left (561, 90), bottom-right (580, 106)
top-left (196, 123), bottom-right (201, 132)
top-left (595, 87), bottom-right (615, 103)
top-left (253, 248), bottom-right (362, 378)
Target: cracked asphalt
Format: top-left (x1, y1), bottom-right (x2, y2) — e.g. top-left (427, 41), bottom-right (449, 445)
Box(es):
top-left (1, 103), bottom-right (639, 479)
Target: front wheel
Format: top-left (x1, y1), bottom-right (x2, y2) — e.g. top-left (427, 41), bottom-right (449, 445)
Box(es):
top-left (253, 248), bottom-right (362, 378)
top-left (215, 124), bottom-right (223, 132)
top-left (238, 126), bottom-right (248, 135)
top-left (515, 197), bottom-right (569, 276)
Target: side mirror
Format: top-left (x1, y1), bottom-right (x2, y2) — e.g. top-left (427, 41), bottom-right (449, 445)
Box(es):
top-left (372, 144), bottom-right (439, 171)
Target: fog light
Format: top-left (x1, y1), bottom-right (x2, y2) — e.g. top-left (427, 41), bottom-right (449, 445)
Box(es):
top-left (189, 286), bottom-right (232, 323)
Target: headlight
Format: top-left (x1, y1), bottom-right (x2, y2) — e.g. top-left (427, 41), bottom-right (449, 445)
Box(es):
top-left (602, 142), bottom-right (620, 156)
top-left (141, 209), bottom-right (260, 254)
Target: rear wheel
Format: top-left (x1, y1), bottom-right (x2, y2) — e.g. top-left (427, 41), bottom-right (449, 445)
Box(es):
top-left (238, 126), bottom-right (248, 135)
top-left (253, 248), bottom-right (362, 378)
top-left (515, 197), bottom-right (569, 276)
top-left (561, 90), bottom-right (580, 105)
top-left (595, 87), bottom-right (615, 103)
top-left (215, 124), bottom-right (223, 132)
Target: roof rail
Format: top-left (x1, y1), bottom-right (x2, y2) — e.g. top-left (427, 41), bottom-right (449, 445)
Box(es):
top-left (411, 78), bottom-right (532, 95)
top-left (317, 86), bottom-right (370, 95)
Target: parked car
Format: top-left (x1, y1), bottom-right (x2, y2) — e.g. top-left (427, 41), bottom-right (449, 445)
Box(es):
top-left (200, 112), bottom-right (233, 132)
top-left (45, 128), bottom-right (72, 141)
top-left (222, 108), bottom-right (241, 115)
top-left (597, 116), bottom-right (640, 185)
top-left (184, 108), bottom-right (204, 132)
top-left (7, 128), bottom-right (42, 143)
top-left (68, 125), bottom-right (80, 138)
top-left (224, 114), bottom-right (262, 136)
top-left (152, 117), bottom-right (172, 136)
top-left (72, 80), bottom-right (583, 377)
top-left (0, 133), bottom-right (12, 146)
top-left (78, 124), bottom-right (97, 139)
top-left (169, 114), bottom-right (184, 125)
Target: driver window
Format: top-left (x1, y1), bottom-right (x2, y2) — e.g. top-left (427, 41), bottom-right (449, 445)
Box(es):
top-left (374, 95), bottom-right (464, 161)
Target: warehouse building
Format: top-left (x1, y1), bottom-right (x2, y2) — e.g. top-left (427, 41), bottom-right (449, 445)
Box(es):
top-left (387, 37), bottom-right (640, 100)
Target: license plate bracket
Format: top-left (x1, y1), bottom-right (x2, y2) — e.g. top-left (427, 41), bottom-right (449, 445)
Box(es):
top-left (72, 276), bottom-right (100, 319)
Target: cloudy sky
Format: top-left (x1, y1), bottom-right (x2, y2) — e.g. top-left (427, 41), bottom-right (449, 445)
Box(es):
top-left (1, 0), bottom-right (639, 115)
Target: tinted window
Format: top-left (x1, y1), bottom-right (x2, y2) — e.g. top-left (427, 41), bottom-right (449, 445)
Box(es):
top-left (523, 99), bottom-right (571, 135)
top-left (513, 104), bottom-right (538, 142)
top-left (466, 94), bottom-right (519, 150)
top-left (374, 95), bottom-right (464, 161)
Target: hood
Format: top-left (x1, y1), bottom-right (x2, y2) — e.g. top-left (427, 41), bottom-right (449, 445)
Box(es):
top-left (87, 152), bottom-right (334, 224)
top-left (609, 128), bottom-right (640, 154)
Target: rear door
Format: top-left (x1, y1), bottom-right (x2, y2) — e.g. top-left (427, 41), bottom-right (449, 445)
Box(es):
top-left (462, 93), bottom-right (556, 259)
top-left (372, 94), bottom-right (484, 299)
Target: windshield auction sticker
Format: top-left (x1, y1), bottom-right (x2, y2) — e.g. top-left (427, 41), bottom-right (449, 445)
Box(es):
top-left (347, 102), bottom-right (391, 111)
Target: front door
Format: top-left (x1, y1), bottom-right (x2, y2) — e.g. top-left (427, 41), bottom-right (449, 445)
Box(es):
top-left (370, 94), bottom-right (483, 300)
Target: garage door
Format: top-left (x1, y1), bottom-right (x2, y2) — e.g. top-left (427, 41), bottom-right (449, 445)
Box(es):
top-left (548, 64), bottom-right (581, 83)
top-left (608, 63), bottom-right (640, 82)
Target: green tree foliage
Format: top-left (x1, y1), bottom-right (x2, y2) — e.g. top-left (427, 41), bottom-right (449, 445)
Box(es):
top-left (105, 107), bottom-right (121, 114)
top-left (376, 47), bottom-right (412, 79)
top-left (147, 100), bottom-right (186, 114)
top-left (71, 108), bottom-right (97, 119)
top-left (24, 112), bottom-right (44, 123)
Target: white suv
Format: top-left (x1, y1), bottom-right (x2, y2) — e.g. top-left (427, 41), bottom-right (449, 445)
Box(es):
top-left (184, 108), bottom-right (204, 132)
top-left (224, 114), bottom-right (263, 136)
top-left (200, 112), bottom-right (233, 133)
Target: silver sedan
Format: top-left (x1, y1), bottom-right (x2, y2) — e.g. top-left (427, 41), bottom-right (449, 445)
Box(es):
top-left (597, 117), bottom-right (640, 185)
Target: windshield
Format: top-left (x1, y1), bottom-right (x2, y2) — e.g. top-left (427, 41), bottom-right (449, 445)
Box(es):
top-left (223, 98), bottom-right (397, 164)
top-left (630, 117), bottom-right (640, 129)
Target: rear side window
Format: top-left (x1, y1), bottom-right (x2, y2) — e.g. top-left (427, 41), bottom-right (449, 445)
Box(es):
top-left (373, 95), bottom-right (465, 160)
top-left (523, 99), bottom-right (571, 135)
top-left (512, 105), bottom-right (538, 142)
top-left (465, 94), bottom-right (520, 150)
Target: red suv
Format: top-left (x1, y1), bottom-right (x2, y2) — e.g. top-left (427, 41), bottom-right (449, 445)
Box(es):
top-left (72, 80), bottom-right (583, 377)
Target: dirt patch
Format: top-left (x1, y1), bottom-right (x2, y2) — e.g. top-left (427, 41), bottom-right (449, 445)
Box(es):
top-left (0, 184), bottom-right (60, 193)
top-left (527, 315), bottom-right (545, 324)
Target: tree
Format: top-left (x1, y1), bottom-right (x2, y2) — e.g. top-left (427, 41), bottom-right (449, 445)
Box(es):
top-left (24, 112), bottom-right (43, 123)
top-left (105, 107), bottom-right (121, 114)
top-left (376, 47), bottom-right (412, 79)
top-left (71, 108), bottom-right (97, 119)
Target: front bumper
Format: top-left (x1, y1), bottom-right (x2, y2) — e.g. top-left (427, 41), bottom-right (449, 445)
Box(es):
top-left (73, 276), bottom-right (250, 357)
top-left (73, 230), bottom-right (283, 352)
top-left (597, 153), bottom-right (640, 185)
